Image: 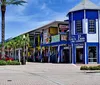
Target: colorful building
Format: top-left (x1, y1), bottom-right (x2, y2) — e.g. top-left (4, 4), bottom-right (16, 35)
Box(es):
top-left (33, 21), bottom-right (70, 63)
top-left (68, 0), bottom-right (100, 64)
top-left (3, 0), bottom-right (100, 64)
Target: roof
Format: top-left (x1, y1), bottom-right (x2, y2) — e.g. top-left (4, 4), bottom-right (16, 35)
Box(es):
top-left (68, 0), bottom-right (100, 13)
top-left (8, 21), bottom-right (69, 40)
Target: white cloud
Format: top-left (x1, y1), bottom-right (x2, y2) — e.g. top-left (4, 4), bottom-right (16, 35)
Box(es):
top-left (2, 0), bottom-right (69, 40)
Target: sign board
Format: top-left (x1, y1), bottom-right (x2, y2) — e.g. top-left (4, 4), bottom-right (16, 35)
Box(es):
top-left (43, 29), bottom-right (49, 44)
top-left (59, 24), bottom-right (69, 32)
top-left (51, 34), bottom-right (60, 43)
top-left (49, 27), bottom-right (58, 35)
top-left (71, 34), bottom-right (86, 43)
top-left (61, 35), bottom-right (67, 41)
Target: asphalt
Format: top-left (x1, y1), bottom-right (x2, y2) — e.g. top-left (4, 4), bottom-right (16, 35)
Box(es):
top-left (0, 62), bottom-right (99, 85)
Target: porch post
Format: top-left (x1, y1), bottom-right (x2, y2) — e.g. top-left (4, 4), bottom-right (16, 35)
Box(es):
top-left (15, 49), bottom-right (17, 60)
top-left (98, 10), bottom-right (100, 64)
top-left (48, 46), bottom-right (50, 63)
top-left (84, 42), bottom-right (88, 64)
top-left (40, 46), bottom-right (42, 62)
top-left (18, 49), bottom-right (21, 62)
top-left (60, 47), bottom-right (63, 63)
top-left (57, 45), bottom-right (61, 63)
top-left (72, 43), bottom-right (76, 64)
top-left (69, 46), bottom-right (72, 63)
top-left (33, 33), bottom-right (36, 62)
top-left (40, 32), bottom-right (43, 62)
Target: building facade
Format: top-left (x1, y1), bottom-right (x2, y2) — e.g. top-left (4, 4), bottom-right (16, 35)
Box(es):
top-left (68, 0), bottom-right (100, 64)
top-left (3, 0), bottom-right (100, 64)
top-left (33, 21), bottom-right (70, 63)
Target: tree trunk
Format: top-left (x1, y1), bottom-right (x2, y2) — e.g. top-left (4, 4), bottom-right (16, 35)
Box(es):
top-left (1, 5), bottom-right (6, 59)
top-left (26, 45), bottom-right (28, 61)
top-left (14, 48), bottom-right (16, 60)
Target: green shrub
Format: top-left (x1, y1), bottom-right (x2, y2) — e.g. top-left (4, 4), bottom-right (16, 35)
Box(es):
top-left (88, 66), bottom-right (96, 70)
top-left (7, 60), bottom-right (20, 65)
top-left (0, 60), bottom-right (7, 65)
top-left (80, 66), bottom-right (89, 70)
top-left (97, 65), bottom-right (100, 70)
top-left (80, 65), bottom-right (100, 70)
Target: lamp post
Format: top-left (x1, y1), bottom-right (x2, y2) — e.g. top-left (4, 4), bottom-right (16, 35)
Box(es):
top-left (22, 35), bottom-right (26, 65)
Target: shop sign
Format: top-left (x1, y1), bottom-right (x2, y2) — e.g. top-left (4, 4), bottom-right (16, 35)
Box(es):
top-left (43, 29), bottom-right (49, 44)
top-left (59, 24), bottom-right (69, 32)
top-left (49, 27), bottom-right (58, 35)
top-left (51, 34), bottom-right (60, 43)
top-left (71, 34), bottom-right (86, 42)
top-left (64, 47), bottom-right (69, 49)
top-left (61, 35), bottom-right (67, 41)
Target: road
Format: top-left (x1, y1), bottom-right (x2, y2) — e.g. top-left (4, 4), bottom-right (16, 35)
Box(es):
top-left (0, 63), bottom-right (99, 85)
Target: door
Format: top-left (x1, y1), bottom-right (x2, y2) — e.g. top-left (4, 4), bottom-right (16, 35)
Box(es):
top-left (88, 46), bottom-right (97, 63)
top-left (63, 49), bottom-right (70, 63)
top-left (76, 46), bottom-right (83, 63)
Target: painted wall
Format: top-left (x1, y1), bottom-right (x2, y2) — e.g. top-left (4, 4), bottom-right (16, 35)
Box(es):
top-left (68, 10), bottom-right (100, 64)
top-left (99, 11), bottom-right (100, 64)
top-left (69, 10), bottom-right (99, 42)
top-left (85, 10), bottom-right (99, 42)
top-left (86, 19), bottom-right (98, 42)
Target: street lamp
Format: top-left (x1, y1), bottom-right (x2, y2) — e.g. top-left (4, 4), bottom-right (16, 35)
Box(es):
top-left (22, 35), bottom-right (26, 65)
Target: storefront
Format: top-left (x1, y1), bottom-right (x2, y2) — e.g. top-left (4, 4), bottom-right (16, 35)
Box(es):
top-left (71, 34), bottom-right (86, 64)
top-left (87, 43), bottom-right (99, 64)
top-left (60, 46), bottom-right (70, 63)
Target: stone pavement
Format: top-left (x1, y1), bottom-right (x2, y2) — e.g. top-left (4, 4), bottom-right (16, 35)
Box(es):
top-left (0, 63), bottom-right (100, 85)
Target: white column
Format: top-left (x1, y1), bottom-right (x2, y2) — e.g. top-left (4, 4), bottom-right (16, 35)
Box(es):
top-left (71, 12), bottom-right (73, 35)
top-left (33, 33), bottom-right (36, 62)
top-left (15, 49), bottom-right (16, 60)
top-left (69, 46), bottom-right (72, 63)
top-left (73, 21), bottom-right (75, 34)
top-left (48, 46), bottom-right (50, 63)
top-left (18, 50), bottom-right (21, 62)
top-left (57, 45), bottom-right (60, 63)
top-left (40, 46), bottom-right (42, 62)
top-left (98, 10), bottom-right (100, 63)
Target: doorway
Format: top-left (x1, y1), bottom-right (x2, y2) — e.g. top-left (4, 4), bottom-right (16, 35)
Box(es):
top-left (63, 49), bottom-right (70, 63)
top-left (76, 46), bottom-right (83, 63)
top-left (88, 46), bottom-right (97, 63)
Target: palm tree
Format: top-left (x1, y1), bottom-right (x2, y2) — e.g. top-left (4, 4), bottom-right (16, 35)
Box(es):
top-left (24, 34), bottom-right (30, 60)
top-left (0, 0), bottom-right (26, 58)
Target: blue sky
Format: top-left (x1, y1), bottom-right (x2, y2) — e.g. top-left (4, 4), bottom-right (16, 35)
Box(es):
top-left (0, 0), bottom-right (100, 41)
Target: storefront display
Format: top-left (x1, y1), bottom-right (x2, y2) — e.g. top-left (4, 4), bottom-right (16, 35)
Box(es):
top-left (61, 35), bottom-right (67, 41)
top-left (49, 27), bottom-right (58, 35)
top-left (59, 24), bottom-right (69, 33)
top-left (88, 46), bottom-right (97, 62)
top-left (51, 34), bottom-right (60, 43)
top-left (43, 29), bottom-right (50, 44)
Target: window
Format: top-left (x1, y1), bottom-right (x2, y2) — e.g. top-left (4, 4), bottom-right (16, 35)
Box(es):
top-left (76, 20), bottom-right (82, 33)
top-left (88, 46), bottom-right (97, 62)
top-left (88, 20), bottom-right (96, 33)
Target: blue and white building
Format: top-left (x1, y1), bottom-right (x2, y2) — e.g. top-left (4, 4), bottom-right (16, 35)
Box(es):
top-left (68, 0), bottom-right (100, 64)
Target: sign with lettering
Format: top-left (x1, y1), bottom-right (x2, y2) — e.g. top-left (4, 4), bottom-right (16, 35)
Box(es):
top-left (61, 35), bottom-right (67, 41)
top-left (51, 34), bottom-right (60, 43)
top-left (59, 24), bottom-right (69, 32)
top-left (43, 29), bottom-right (49, 44)
top-left (49, 27), bottom-right (58, 35)
top-left (71, 34), bottom-right (86, 43)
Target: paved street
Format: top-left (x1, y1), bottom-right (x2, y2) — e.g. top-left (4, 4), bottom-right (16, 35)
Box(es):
top-left (0, 63), bottom-right (99, 85)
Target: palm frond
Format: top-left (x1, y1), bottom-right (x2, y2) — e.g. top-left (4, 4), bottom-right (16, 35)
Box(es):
top-left (6, 0), bottom-right (27, 5)
top-left (0, 0), bottom-right (6, 5)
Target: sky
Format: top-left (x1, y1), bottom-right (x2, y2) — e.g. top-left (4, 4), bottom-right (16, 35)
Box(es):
top-left (0, 0), bottom-right (100, 41)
